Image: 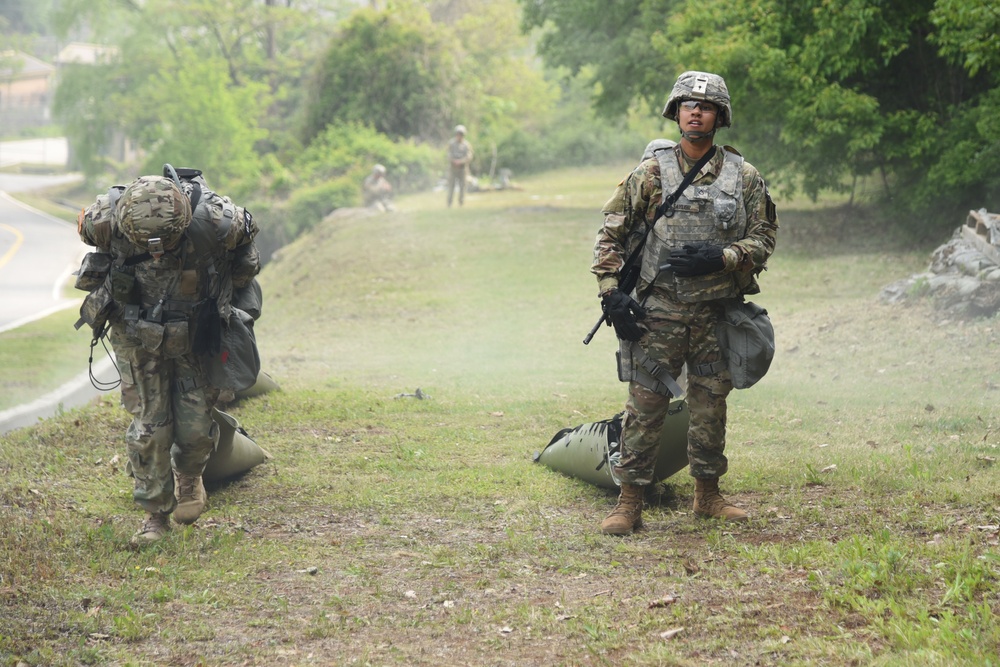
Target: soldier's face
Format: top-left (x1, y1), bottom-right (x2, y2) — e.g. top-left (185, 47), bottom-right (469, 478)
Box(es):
top-left (678, 99), bottom-right (718, 133)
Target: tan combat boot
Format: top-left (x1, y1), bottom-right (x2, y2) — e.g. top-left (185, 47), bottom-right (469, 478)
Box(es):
top-left (601, 484), bottom-right (644, 535)
top-left (173, 471), bottom-right (207, 525)
top-left (130, 512), bottom-right (170, 547)
top-left (693, 477), bottom-right (749, 522)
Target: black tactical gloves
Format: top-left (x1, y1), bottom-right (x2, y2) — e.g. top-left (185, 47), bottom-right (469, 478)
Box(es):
top-left (601, 288), bottom-right (646, 341)
top-left (667, 243), bottom-right (726, 277)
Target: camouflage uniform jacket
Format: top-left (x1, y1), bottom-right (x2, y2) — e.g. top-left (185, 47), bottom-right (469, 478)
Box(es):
top-left (593, 144), bottom-right (777, 300)
top-left (447, 137), bottom-right (474, 172)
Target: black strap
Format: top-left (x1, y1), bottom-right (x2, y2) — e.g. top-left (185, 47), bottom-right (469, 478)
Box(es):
top-left (122, 252), bottom-right (152, 267)
top-left (615, 145), bottom-right (719, 295)
top-left (188, 181), bottom-right (202, 212)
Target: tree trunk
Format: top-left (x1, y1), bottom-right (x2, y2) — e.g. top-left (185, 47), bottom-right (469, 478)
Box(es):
top-left (265, 0), bottom-right (276, 60)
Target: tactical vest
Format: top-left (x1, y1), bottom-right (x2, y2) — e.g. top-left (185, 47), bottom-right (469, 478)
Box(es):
top-left (107, 187), bottom-right (237, 321)
top-left (637, 147), bottom-right (747, 303)
top-left (76, 180), bottom-right (256, 359)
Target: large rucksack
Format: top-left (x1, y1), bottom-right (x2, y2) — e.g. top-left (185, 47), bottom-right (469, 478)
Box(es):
top-left (75, 165), bottom-right (262, 391)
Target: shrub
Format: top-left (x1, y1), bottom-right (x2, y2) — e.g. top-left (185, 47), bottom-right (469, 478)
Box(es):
top-left (287, 178), bottom-right (359, 233)
top-left (294, 122), bottom-right (439, 193)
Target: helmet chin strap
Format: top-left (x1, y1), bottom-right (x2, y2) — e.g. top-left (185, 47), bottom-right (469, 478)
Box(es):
top-left (679, 128), bottom-right (717, 142)
top-left (678, 114), bottom-right (719, 142)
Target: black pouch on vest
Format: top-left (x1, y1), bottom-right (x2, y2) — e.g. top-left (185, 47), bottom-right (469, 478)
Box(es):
top-left (192, 297), bottom-right (222, 357)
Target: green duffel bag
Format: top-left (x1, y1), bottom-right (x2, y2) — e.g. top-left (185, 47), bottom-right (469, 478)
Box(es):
top-left (534, 400), bottom-right (690, 490)
top-left (203, 408), bottom-right (272, 482)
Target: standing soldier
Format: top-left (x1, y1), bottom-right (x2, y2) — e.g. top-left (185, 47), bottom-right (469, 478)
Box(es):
top-left (446, 124), bottom-right (473, 207)
top-left (76, 167), bottom-right (260, 546)
top-left (592, 71), bottom-right (778, 535)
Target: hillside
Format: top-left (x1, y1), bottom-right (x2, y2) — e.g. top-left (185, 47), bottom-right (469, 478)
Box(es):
top-left (1, 165), bottom-right (998, 666)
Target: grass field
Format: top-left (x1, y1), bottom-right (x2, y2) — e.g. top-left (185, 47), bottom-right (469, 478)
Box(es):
top-left (1, 165), bottom-right (998, 666)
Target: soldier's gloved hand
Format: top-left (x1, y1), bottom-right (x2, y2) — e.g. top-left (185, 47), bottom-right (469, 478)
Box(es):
top-left (601, 288), bottom-right (646, 341)
top-left (666, 243), bottom-right (726, 277)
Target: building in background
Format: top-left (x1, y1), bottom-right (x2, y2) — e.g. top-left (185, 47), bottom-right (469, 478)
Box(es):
top-left (0, 50), bottom-right (55, 134)
top-left (53, 42), bottom-right (138, 168)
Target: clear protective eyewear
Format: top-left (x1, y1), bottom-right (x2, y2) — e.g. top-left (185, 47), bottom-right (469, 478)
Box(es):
top-left (679, 99), bottom-right (718, 114)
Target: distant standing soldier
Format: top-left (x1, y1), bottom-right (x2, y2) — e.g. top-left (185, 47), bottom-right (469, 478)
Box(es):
top-left (592, 71), bottom-right (778, 535)
top-left (446, 124), bottom-right (474, 207)
top-left (362, 164), bottom-right (395, 211)
top-left (76, 167), bottom-right (260, 547)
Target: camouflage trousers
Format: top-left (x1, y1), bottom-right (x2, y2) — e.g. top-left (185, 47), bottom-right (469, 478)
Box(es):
top-left (111, 327), bottom-right (220, 515)
top-left (447, 166), bottom-right (467, 206)
top-left (613, 295), bottom-right (733, 484)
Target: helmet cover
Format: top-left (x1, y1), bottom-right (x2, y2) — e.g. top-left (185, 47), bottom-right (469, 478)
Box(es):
top-left (117, 175), bottom-right (192, 254)
top-left (662, 71), bottom-right (733, 129)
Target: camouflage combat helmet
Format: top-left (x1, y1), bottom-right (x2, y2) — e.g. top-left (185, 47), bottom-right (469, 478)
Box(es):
top-left (662, 71), bottom-right (733, 130)
top-left (117, 175), bottom-right (192, 256)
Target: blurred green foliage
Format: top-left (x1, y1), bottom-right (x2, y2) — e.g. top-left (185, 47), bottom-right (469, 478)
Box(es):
top-left (522, 0), bottom-right (1000, 231)
top-left (301, 5), bottom-right (462, 144)
top-left (24, 0), bottom-right (1000, 244)
top-left (293, 122), bottom-right (439, 193)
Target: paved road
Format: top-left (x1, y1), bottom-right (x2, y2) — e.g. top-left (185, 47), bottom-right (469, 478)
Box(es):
top-left (0, 156), bottom-right (117, 434)
top-left (0, 138), bottom-right (86, 331)
top-left (0, 191), bottom-right (87, 332)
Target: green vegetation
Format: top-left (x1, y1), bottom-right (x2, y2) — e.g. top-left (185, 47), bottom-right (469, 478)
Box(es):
top-left (522, 0), bottom-right (1000, 229)
top-left (2, 166), bottom-right (999, 665)
top-left (9, 0), bottom-right (1000, 236)
top-left (0, 308), bottom-right (90, 412)
top-left (38, 0), bottom-right (658, 247)
top-left (302, 6), bottom-right (468, 144)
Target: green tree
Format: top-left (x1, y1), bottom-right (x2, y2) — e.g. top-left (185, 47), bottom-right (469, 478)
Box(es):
top-left (521, 0), bottom-right (1000, 224)
top-left (301, 4), bottom-right (463, 143)
top-left (132, 55), bottom-right (268, 197)
top-left (50, 60), bottom-right (124, 177)
top-left (0, 0), bottom-right (53, 34)
top-left (448, 0), bottom-right (559, 175)
top-left (50, 0), bottom-right (352, 189)
top-left (55, 0), bottom-right (292, 191)
top-left (520, 0), bottom-right (678, 119)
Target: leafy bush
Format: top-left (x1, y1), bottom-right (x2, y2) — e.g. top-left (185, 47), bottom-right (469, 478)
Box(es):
top-left (492, 110), bottom-right (656, 176)
top-left (288, 178), bottom-right (359, 228)
top-left (294, 122), bottom-right (439, 193)
top-left (301, 6), bottom-right (461, 143)
top-left (247, 122), bottom-right (441, 260)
